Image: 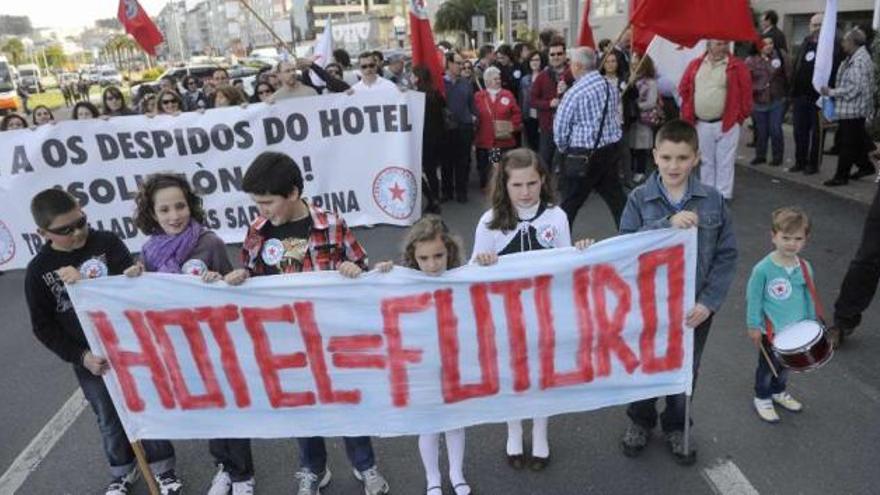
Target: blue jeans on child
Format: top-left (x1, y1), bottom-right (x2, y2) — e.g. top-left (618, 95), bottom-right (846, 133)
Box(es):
top-left (74, 364), bottom-right (175, 479)
top-left (297, 436), bottom-right (375, 474)
top-left (755, 338), bottom-right (788, 399)
top-left (626, 316), bottom-right (712, 432)
top-left (753, 100), bottom-right (785, 163)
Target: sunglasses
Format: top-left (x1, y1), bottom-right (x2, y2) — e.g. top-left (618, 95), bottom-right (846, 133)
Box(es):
top-left (549, 52), bottom-right (565, 57)
top-left (45, 215), bottom-right (88, 236)
top-left (360, 63), bottom-right (377, 69)
top-left (161, 99), bottom-right (178, 105)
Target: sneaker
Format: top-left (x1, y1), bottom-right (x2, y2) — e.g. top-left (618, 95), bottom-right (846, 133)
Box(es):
top-left (207, 466), bottom-right (232, 495)
top-left (105, 467), bottom-right (139, 495)
top-left (232, 477), bottom-right (255, 495)
top-left (353, 466), bottom-right (391, 495)
top-left (750, 157), bottom-right (766, 165)
top-left (295, 468), bottom-right (331, 495)
top-left (621, 422), bottom-right (649, 457)
top-left (664, 431), bottom-right (696, 466)
top-left (772, 392), bottom-right (803, 412)
top-left (754, 397), bottom-right (780, 423)
top-left (155, 469), bottom-right (183, 495)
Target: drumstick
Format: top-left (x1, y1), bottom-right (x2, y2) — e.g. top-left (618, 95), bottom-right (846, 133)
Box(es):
top-left (759, 343), bottom-right (779, 379)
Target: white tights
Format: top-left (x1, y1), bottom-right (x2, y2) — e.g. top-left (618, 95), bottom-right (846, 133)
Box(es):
top-left (506, 416), bottom-right (549, 458)
top-left (418, 428), bottom-right (468, 494)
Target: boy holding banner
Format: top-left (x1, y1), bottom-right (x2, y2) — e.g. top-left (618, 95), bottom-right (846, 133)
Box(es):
top-left (224, 152), bottom-right (390, 495)
top-left (618, 120), bottom-right (737, 465)
top-left (24, 189), bottom-right (183, 495)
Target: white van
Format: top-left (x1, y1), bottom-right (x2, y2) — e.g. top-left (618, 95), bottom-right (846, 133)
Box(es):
top-left (18, 63), bottom-right (42, 93)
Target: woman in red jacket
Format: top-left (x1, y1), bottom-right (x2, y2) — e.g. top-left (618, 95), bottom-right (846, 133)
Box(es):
top-left (474, 66), bottom-right (523, 191)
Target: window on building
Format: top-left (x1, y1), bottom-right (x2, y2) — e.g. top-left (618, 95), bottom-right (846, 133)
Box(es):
top-left (540, 0), bottom-right (564, 22)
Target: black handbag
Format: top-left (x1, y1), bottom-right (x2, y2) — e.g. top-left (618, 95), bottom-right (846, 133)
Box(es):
top-left (563, 80), bottom-right (610, 179)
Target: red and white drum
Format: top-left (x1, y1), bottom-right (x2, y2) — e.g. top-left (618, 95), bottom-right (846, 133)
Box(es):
top-left (771, 320), bottom-right (833, 372)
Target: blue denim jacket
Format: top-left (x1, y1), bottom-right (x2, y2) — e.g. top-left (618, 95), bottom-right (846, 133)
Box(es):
top-left (620, 173), bottom-right (738, 312)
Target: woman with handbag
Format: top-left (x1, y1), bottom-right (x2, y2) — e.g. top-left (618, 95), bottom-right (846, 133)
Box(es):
top-left (631, 55), bottom-right (662, 184)
top-left (474, 66), bottom-right (523, 191)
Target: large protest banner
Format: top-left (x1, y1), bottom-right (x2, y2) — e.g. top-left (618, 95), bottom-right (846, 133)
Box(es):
top-left (68, 228), bottom-right (697, 440)
top-left (0, 92), bottom-right (425, 270)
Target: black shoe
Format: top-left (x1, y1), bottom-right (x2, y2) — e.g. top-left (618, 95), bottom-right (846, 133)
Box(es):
top-left (506, 453), bottom-right (526, 470)
top-left (850, 168), bottom-right (876, 181)
top-left (803, 168), bottom-right (819, 176)
top-left (424, 203), bottom-right (442, 214)
top-left (825, 146), bottom-right (839, 155)
top-left (529, 456), bottom-right (550, 471)
top-left (787, 164), bottom-right (805, 173)
top-left (750, 157), bottom-right (766, 165)
top-left (824, 178), bottom-right (848, 187)
top-left (770, 158), bottom-right (783, 167)
top-left (455, 194), bottom-right (468, 203)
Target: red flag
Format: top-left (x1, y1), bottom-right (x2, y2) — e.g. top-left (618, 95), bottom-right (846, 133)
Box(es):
top-left (630, 0), bottom-right (759, 49)
top-left (118, 0), bottom-right (164, 56)
top-left (577, 0), bottom-right (596, 48)
top-left (409, 0), bottom-right (445, 96)
top-left (629, 0), bottom-right (654, 55)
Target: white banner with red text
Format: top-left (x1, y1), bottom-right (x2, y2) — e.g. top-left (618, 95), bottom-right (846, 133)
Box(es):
top-left (0, 91), bottom-right (424, 269)
top-left (68, 228), bottom-right (696, 440)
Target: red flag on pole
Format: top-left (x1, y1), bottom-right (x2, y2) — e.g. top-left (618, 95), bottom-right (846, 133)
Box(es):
top-left (630, 0), bottom-right (759, 49)
top-left (577, 0), bottom-right (596, 48)
top-left (117, 0), bottom-right (164, 56)
top-left (409, 0), bottom-right (445, 96)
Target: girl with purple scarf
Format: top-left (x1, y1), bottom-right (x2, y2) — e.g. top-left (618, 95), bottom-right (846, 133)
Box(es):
top-left (128, 174), bottom-right (255, 492)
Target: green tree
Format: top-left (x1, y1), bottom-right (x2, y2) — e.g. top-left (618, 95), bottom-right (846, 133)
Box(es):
top-left (1, 38), bottom-right (25, 65)
top-left (43, 44), bottom-right (67, 69)
top-left (434, 0), bottom-right (497, 48)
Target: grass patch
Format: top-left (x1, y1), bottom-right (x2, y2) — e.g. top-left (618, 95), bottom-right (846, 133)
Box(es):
top-left (27, 86), bottom-right (126, 111)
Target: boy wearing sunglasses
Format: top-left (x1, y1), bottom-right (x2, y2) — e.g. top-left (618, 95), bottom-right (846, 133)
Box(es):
top-left (24, 189), bottom-right (183, 495)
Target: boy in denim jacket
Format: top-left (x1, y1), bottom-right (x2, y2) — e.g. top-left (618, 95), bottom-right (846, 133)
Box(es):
top-left (618, 120), bottom-right (738, 465)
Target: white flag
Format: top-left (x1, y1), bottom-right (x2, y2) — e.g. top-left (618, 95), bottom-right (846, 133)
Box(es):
top-left (310, 16), bottom-right (334, 88)
top-left (812, 0), bottom-right (838, 94)
top-left (645, 35), bottom-right (707, 91)
top-left (873, 0), bottom-right (879, 30)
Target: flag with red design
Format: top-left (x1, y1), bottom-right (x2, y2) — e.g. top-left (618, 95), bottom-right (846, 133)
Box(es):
top-left (630, 0), bottom-right (759, 51)
top-left (117, 0), bottom-right (164, 56)
top-left (577, 0), bottom-right (596, 48)
top-left (409, 0), bottom-right (445, 96)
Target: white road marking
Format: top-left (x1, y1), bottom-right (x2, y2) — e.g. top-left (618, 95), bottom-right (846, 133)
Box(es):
top-left (703, 458), bottom-right (760, 495)
top-left (0, 390), bottom-right (87, 494)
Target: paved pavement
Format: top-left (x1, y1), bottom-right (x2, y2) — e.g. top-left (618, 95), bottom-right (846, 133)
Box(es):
top-left (1, 152), bottom-right (878, 494)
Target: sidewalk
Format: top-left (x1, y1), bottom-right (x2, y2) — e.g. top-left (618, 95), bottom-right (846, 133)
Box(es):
top-left (734, 123), bottom-right (878, 206)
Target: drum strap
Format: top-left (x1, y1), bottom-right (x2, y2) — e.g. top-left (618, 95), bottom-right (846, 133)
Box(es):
top-left (799, 258), bottom-right (826, 324)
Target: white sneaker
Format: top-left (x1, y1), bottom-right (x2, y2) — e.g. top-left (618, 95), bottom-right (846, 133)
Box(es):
top-left (772, 391), bottom-right (804, 412)
top-left (232, 477), bottom-right (255, 495)
top-left (207, 466), bottom-right (232, 495)
top-left (105, 467), bottom-right (139, 495)
top-left (353, 466), bottom-right (390, 495)
top-left (754, 397), bottom-right (780, 423)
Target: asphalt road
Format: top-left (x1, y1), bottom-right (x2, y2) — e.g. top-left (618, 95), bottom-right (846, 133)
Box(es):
top-left (1, 166), bottom-right (878, 495)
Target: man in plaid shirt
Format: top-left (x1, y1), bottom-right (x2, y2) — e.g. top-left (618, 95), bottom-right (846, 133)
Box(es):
top-left (820, 27), bottom-right (876, 187)
top-left (223, 152), bottom-right (390, 495)
top-left (553, 46), bottom-right (627, 227)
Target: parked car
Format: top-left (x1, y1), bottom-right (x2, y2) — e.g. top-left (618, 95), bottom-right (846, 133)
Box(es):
top-left (0, 56), bottom-right (20, 115)
top-left (17, 63), bottom-right (42, 93)
top-left (100, 69), bottom-right (123, 86)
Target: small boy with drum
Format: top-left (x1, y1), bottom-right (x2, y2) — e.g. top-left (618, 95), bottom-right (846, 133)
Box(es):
top-left (746, 207), bottom-right (818, 422)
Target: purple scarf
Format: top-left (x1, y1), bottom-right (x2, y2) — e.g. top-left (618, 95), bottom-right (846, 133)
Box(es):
top-left (142, 220), bottom-right (204, 273)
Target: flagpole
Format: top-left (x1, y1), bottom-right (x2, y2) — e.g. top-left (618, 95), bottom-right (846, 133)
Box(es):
top-left (236, 0), bottom-right (291, 52)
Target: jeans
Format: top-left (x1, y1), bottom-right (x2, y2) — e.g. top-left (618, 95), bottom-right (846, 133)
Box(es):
top-left (74, 365), bottom-right (175, 479)
top-left (523, 117), bottom-right (540, 152)
top-left (297, 436), bottom-right (375, 474)
top-left (834, 118), bottom-right (874, 181)
top-left (209, 439), bottom-right (254, 481)
top-left (627, 316), bottom-right (712, 432)
top-left (754, 339), bottom-right (788, 399)
top-left (753, 100), bottom-right (785, 162)
top-left (792, 96), bottom-right (821, 171)
top-left (834, 185), bottom-right (880, 330)
top-left (559, 142), bottom-right (627, 228)
top-left (475, 147), bottom-right (514, 189)
top-left (441, 126), bottom-right (474, 200)
top-left (539, 129), bottom-right (558, 179)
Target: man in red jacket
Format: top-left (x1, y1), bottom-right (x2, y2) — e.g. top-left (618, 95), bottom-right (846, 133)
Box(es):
top-left (530, 37), bottom-right (575, 176)
top-left (679, 40), bottom-right (752, 200)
